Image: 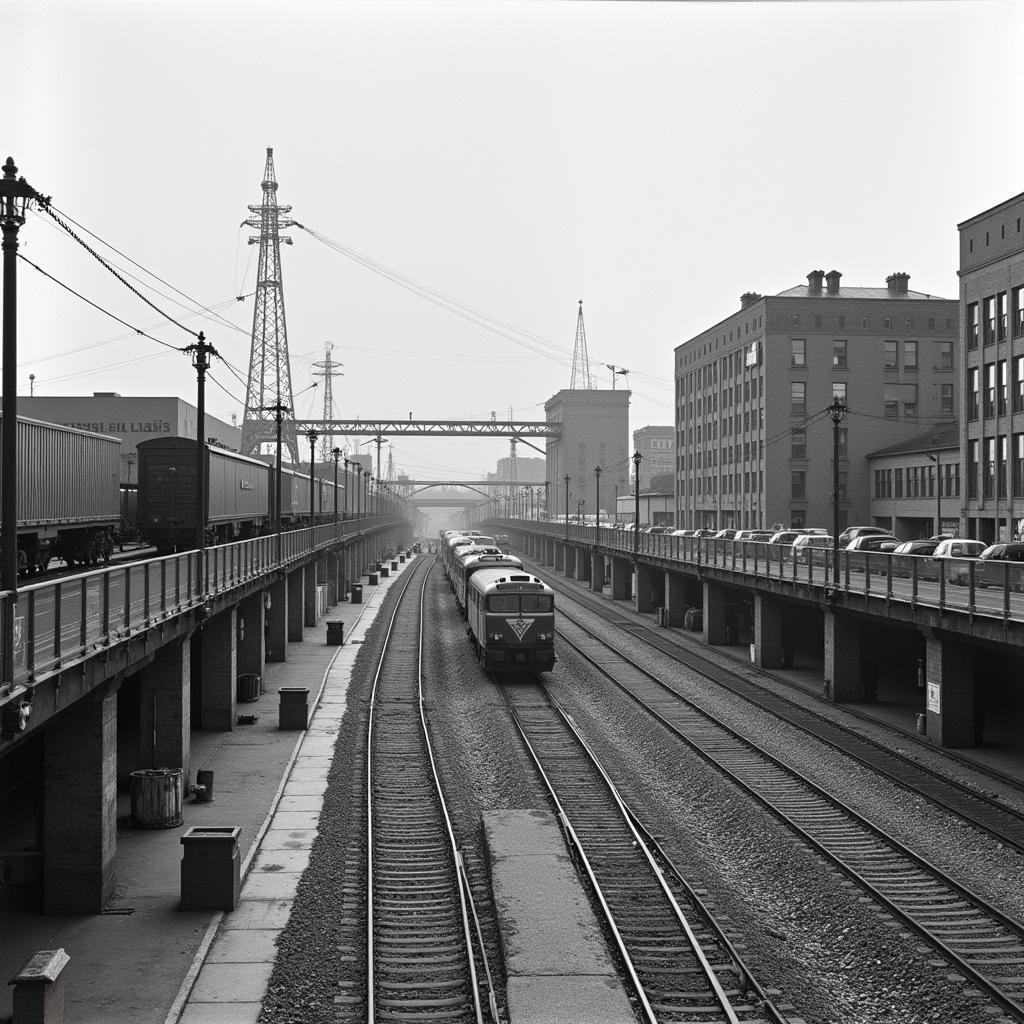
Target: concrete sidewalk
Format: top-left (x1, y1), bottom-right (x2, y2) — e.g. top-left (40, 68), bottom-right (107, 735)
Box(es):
top-left (0, 557), bottom-right (412, 1024)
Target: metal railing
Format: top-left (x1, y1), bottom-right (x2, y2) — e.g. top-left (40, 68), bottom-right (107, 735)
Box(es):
top-left (1, 517), bottom-right (397, 693)
top-left (498, 520), bottom-right (1024, 625)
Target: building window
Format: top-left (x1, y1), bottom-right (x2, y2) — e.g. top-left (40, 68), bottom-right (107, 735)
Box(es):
top-left (884, 400), bottom-right (898, 419)
top-left (999, 360), bottom-right (1008, 416)
top-left (904, 340), bottom-right (917, 371)
top-left (967, 303), bottom-right (979, 349)
top-left (998, 436), bottom-right (1007, 499)
top-left (791, 382), bottom-right (806, 416)
top-left (1013, 286), bottom-right (1024, 338)
top-left (837, 471), bottom-right (847, 500)
top-left (861, 317), bottom-right (868, 328)
top-left (936, 341), bottom-right (953, 371)
top-left (814, 314), bottom-right (822, 328)
top-left (984, 296), bottom-right (995, 344)
top-left (985, 363), bottom-right (996, 418)
top-left (1014, 356), bottom-right (1024, 413)
top-left (997, 292), bottom-right (1007, 341)
top-left (791, 339), bottom-right (806, 366)
top-left (906, 319), bottom-right (913, 331)
top-left (838, 315), bottom-right (845, 329)
top-left (791, 429), bottom-right (806, 459)
top-left (1014, 434), bottom-right (1024, 497)
top-left (792, 315), bottom-right (800, 327)
top-left (904, 401), bottom-right (917, 419)
top-left (884, 341), bottom-right (898, 370)
top-left (968, 367), bottom-right (980, 421)
top-left (894, 468), bottom-right (904, 499)
top-left (833, 381), bottom-right (847, 404)
top-left (833, 339), bottom-right (847, 367)
top-left (884, 317), bottom-right (891, 329)
top-left (940, 383), bottom-right (954, 416)
top-left (838, 427), bottom-right (847, 457)
top-left (984, 437), bottom-right (996, 499)
top-left (928, 318), bottom-right (935, 330)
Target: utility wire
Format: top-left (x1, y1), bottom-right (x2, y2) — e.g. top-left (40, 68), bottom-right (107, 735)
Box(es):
top-left (17, 253), bottom-right (183, 351)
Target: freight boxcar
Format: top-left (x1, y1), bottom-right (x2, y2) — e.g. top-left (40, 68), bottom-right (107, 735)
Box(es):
top-left (136, 437), bottom-right (272, 552)
top-left (0, 415), bottom-right (122, 573)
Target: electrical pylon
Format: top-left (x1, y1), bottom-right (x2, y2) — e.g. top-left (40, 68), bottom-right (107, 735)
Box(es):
top-left (241, 147), bottom-right (299, 463)
top-left (311, 341), bottom-right (344, 461)
top-left (570, 299), bottom-right (593, 390)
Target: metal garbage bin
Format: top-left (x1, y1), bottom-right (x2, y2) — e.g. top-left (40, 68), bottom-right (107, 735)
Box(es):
top-left (279, 687), bottom-right (310, 730)
top-left (236, 673), bottom-right (261, 703)
top-left (391, 560), bottom-right (398, 571)
top-left (180, 826), bottom-right (240, 911)
top-left (379, 566), bottom-right (389, 578)
top-left (368, 572), bottom-right (379, 585)
top-left (350, 584), bottom-right (363, 604)
top-left (916, 712), bottom-right (927, 735)
top-left (326, 620), bottom-right (345, 645)
top-left (130, 768), bottom-right (183, 829)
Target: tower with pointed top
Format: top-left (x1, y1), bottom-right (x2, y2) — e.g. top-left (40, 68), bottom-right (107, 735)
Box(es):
top-left (311, 341), bottom-right (344, 461)
top-left (569, 299), bottom-right (593, 390)
top-left (241, 147), bottom-right (299, 463)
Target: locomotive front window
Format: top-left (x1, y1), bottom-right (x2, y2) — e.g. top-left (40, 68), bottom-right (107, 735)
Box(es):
top-left (488, 595), bottom-right (520, 612)
top-left (520, 595), bottom-right (553, 613)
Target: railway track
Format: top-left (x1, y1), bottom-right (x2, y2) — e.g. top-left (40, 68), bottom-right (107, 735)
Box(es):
top-left (501, 681), bottom-right (789, 1024)
top-left (365, 557), bottom-right (497, 1024)
top-left (550, 607), bottom-right (1024, 1021)
top-left (544, 571), bottom-right (1024, 856)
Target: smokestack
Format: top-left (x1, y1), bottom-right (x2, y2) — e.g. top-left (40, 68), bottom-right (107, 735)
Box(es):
top-left (886, 272), bottom-right (910, 295)
top-left (740, 292), bottom-right (762, 309)
top-left (807, 270), bottom-right (825, 294)
top-left (825, 270), bottom-right (842, 295)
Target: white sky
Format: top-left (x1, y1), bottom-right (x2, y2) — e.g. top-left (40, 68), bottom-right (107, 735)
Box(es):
top-left (7, 0), bottom-right (1023, 482)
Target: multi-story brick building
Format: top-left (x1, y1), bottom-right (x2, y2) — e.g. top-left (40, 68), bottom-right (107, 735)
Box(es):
top-left (674, 270), bottom-right (958, 533)
top-left (545, 389), bottom-right (630, 521)
top-left (957, 192), bottom-right (1024, 543)
top-left (632, 425), bottom-right (674, 490)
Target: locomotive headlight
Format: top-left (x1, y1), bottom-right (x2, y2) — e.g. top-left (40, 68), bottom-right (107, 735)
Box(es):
top-left (536, 632), bottom-right (551, 641)
top-left (489, 632), bottom-right (504, 642)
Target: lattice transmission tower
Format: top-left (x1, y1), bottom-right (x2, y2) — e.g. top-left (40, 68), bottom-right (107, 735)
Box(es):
top-left (570, 299), bottom-right (594, 390)
top-left (241, 147), bottom-right (299, 463)
top-left (311, 341), bottom-right (344, 461)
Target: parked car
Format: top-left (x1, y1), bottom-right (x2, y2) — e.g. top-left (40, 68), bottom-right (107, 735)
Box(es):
top-left (768, 530), bottom-right (807, 546)
top-left (931, 538), bottom-right (987, 586)
top-left (646, 525), bottom-right (672, 534)
top-left (844, 535), bottom-right (899, 552)
top-left (837, 525), bottom-right (894, 547)
top-left (892, 539), bottom-right (940, 556)
top-left (714, 529), bottom-right (738, 540)
top-left (976, 542), bottom-right (1024, 591)
top-left (670, 529), bottom-right (696, 537)
top-left (736, 530), bottom-right (774, 543)
top-left (692, 528), bottom-right (718, 539)
top-left (792, 533), bottom-right (833, 562)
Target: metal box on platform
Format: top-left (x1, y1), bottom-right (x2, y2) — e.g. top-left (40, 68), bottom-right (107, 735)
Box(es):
top-left (279, 687), bottom-right (310, 730)
top-left (180, 826), bottom-right (240, 911)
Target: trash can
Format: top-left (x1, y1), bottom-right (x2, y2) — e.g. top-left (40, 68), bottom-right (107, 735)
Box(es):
top-left (391, 560), bottom-right (398, 571)
top-left (368, 572), bottom-right (379, 585)
top-left (916, 712), bottom-right (927, 736)
top-left (279, 687), bottom-right (310, 730)
top-left (130, 768), bottom-right (183, 829)
top-left (399, 554), bottom-right (406, 563)
top-left (350, 584), bottom-right (363, 604)
top-left (236, 673), bottom-right (261, 703)
top-left (326, 620), bottom-right (345, 645)
top-left (180, 826), bottom-right (240, 911)
top-left (379, 566), bottom-right (389, 578)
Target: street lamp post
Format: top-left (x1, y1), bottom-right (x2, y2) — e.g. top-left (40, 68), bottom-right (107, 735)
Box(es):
top-left (595, 465), bottom-right (602, 539)
top-left (363, 471), bottom-right (370, 517)
top-left (261, 403), bottom-right (289, 562)
top-left (306, 430), bottom-right (319, 545)
top-left (2, 158), bottom-right (48, 692)
top-left (828, 397), bottom-right (848, 559)
top-left (332, 448), bottom-right (341, 526)
top-left (185, 332), bottom-right (217, 564)
top-left (564, 475), bottom-right (570, 543)
top-left (632, 451), bottom-right (642, 561)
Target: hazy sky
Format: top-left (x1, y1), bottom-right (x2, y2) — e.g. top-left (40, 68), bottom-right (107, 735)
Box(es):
top-left (7, 0), bottom-right (1022, 482)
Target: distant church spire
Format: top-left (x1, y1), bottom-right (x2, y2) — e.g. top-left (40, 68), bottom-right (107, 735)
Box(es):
top-left (569, 299), bottom-right (594, 390)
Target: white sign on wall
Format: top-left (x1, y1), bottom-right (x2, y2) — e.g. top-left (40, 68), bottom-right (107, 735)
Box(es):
top-left (926, 681), bottom-right (941, 714)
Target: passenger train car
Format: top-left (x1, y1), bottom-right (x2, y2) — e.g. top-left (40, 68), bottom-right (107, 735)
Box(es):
top-left (442, 533), bottom-right (495, 580)
top-left (1, 415), bottom-right (122, 573)
top-left (452, 549), bottom-right (524, 613)
top-left (465, 568), bottom-right (556, 674)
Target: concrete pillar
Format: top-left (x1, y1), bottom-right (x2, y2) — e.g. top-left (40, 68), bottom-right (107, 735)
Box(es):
top-left (590, 552), bottom-right (604, 593)
top-left (139, 637), bottom-right (191, 774)
top-left (237, 592), bottom-right (265, 679)
top-left (753, 592), bottom-right (784, 668)
top-left (544, 538), bottom-right (555, 567)
top-left (564, 544), bottom-right (576, 579)
top-left (43, 682), bottom-right (118, 913)
top-left (554, 542), bottom-right (565, 572)
top-left (287, 567), bottom-right (304, 642)
top-left (265, 577), bottom-right (288, 662)
top-left (635, 562), bottom-right (657, 613)
top-left (664, 571), bottom-right (686, 626)
top-left (305, 560), bottom-right (318, 627)
top-left (609, 556), bottom-right (631, 601)
top-left (326, 551), bottom-right (338, 606)
top-left (199, 607), bottom-right (237, 731)
top-left (575, 547), bottom-right (591, 583)
top-left (823, 608), bottom-right (862, 701)
top-left (925, 636), bottom-right (975, 747)
top-left (702, 581), bottom-right (728, 645)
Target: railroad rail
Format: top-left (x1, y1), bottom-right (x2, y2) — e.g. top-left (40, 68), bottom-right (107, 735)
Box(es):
top-left (551, 605), bottom-right (1024, 1021)
top-left (501, 681), bottom-right (789, 1024)
top-left (365, 557), bottom-right (496, 1023)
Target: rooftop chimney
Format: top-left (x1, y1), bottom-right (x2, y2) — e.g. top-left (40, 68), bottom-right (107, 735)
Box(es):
top-left (807, 269), bottom-right (825, 294)
top-left (740, 292), bottom-right (762, 309)
top-left (886, 272), bottom-right (910, 295)
top-left (825, 270), bottom-right (842, 295)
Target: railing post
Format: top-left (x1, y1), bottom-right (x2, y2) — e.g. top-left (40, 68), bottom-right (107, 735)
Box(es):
top-left (124, 566), bottom-right (131, 631)
top-left (26, 590), bottom-right (35, 679)
top-left (80, 577), bottom-right (88, 651)
top-left (53, 581), bottom-right (62, 667)
top-left (144, 560), bottom-right (151, 624)
top-left (102, 571), bottom-right (110, 644)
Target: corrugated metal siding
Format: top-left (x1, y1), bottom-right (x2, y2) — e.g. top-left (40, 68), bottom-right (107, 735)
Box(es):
top-left (1, 417), bottom-right (121, 526)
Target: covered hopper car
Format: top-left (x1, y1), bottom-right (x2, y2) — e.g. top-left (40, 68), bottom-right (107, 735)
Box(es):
top-left (0, 415), bottom-right (122, 574)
